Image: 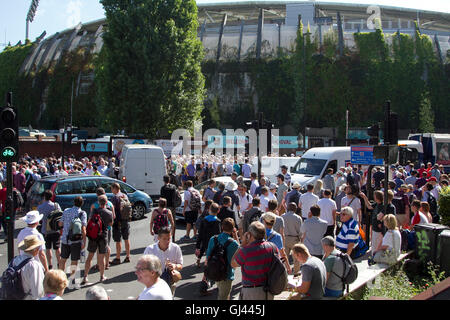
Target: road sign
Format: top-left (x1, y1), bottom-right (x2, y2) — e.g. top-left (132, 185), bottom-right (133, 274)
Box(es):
top-left (351, 146), bottom-right (384, 165)
top-left (314, 16), bottom-right (333, 24)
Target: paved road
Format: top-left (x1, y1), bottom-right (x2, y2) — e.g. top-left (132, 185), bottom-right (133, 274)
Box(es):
top-left (0, 212), bottom-right (244, 300)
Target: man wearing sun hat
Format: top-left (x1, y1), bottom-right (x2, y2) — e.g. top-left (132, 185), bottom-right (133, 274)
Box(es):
top-left (16, 210), bottom-right (49, 272)
top-left (11, 235), bottom-right (45, 299)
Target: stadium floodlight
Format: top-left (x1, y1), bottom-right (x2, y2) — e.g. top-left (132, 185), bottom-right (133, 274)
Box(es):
top-left (26, 0), bottom-right (40, 41)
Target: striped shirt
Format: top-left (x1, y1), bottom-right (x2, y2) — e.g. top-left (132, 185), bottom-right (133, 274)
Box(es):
top-left (235, 240), bottom-right (279, 287)
top-left (336, 218), bottom-right (360, 251)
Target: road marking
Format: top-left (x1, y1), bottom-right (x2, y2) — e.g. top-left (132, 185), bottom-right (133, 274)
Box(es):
top-left (127, 296), bottom-right (135, 300)
top-left (106, 289), bottom-right (113, 292)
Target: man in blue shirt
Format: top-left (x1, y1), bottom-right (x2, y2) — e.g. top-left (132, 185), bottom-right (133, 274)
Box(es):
top-left (186, 159), bottom-right (196, 183)
top-left (261, 212), bottom-right (291, 272)
top-left (205, 218), bottom-right (239, 300)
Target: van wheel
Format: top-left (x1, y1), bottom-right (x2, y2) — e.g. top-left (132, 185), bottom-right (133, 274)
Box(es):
top-left (132, 203), bottom-right (146, 220)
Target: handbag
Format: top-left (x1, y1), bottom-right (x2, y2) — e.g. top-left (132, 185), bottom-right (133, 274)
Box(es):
top-left (161, 267), bottom-right (182, 286)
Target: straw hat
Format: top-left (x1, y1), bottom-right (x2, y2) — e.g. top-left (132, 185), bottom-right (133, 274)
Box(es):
top-left (18, 235), bottom-right (44, 252)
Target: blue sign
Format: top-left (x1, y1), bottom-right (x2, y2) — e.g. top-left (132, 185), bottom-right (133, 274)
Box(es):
top-left (81, 143), bottom-right (109, 153)
top-left (351, 146), bottom-right (384, 165)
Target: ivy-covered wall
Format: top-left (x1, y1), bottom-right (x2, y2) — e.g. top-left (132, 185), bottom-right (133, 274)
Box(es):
top-left (1, 26), bottom-right (449, 140)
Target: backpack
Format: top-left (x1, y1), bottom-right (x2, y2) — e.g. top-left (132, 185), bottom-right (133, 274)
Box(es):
top-left (248, 209), bottom-right (263, 225)
top-left (332, 252), bottom-right (358, 291)
top-left (153, 209), bottom-right (169, 235)
top-left (0, 257), bottom-right (32, 300)
top-left (264, 242), bottom-right (288, 296)
top-left (173, 187), bottom-right (182, 208)
top-left (189, 190), bottom-right (201, 212)
top-left (86, 210), bottom-right (104, 240)
top-left (426, 192), bottom-right (439, 223)
top-left (392, 196), bottom-right (406, 215)
top-left (119, 195), bottom-right (133, 221)
top-left (290, 190), bottom-right (300, 205)
top-left (346, 173), bottom-right (355, 186)
top-left (67, 210), bottom-right (83, 242)
top-left (204, 236), bottom-right (233, 282)
top-left (46, 203), bottom-right (62, 234)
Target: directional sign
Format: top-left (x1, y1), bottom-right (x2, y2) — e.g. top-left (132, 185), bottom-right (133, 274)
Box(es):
top-left (351, 146), bottom-right (384, 165)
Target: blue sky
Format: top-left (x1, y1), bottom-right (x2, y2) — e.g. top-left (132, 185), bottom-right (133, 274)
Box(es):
top-left (1, 0), bottom-right (449, 50)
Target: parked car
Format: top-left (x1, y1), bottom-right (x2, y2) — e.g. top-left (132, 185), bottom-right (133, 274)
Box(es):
top-left (27, 174), bottom-right (153, 220)
top-left (175, 176), bottom-right (251, 220)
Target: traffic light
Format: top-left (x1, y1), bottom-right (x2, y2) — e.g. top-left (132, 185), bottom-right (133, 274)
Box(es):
top-left (264, 120), bottom-right (274, 154)
top-left (387, 112), bottom-right (398, 145)
top-left (367, 123), bottom-right (379, 145)
top-left (0, 93), bottom-right (19, 162)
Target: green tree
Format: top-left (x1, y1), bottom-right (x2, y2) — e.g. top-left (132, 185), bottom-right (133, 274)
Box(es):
top-left (418, 93), bottom-right (435, 132)
top-left (97, 0), bottom-right (205, 137)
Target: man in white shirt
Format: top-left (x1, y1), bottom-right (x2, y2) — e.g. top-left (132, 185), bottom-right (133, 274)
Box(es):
top-left (13, 235), bottom-right (45, 300)
top-left (340, 185), bottom-right (362, 224)
top-left (16, 211), bottom-right (49, 272)
top-left (135, 254), bottom-right (173, 300)
top-left (317, 190), bottom-right (337, 237)
top-left (237, 184), bottom-right (253, 219)
top-left (259, 187), bottom-right (270, 212)
top-left (298, 184), bottom-right (319, 220)
top-left (143, 227), bottom-right (183, 296)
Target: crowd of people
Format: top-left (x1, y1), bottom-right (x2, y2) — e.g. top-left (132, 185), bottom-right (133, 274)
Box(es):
top-left (1, 151), bottom-right (449, 300)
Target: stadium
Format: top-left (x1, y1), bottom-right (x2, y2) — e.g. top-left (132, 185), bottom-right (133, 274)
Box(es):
top-left (21, 1), bottom-right (450, 75)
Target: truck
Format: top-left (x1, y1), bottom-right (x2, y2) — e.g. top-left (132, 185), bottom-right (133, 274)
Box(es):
top-left (406, 133), bottom-right (450, 173)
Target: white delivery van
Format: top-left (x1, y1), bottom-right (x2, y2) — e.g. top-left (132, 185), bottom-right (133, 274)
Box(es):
top-left (251, 156), bottom-right (300, 183)
top-left (119, 144), bottom-right (167, 198)
top-left (290, 147), bottom-right (351, 188)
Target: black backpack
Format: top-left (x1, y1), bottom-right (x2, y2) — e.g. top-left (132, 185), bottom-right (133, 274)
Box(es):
top-left (346, 173), bottom-right (355, 186)
top-left (332, 252), bottom-right (358, 291)
top-left (289, 190), bottom-right (300, 205)
top-left (248, 209), bottom-right (263, 225)
top-left (264, 242), bottom-right (288, 296)
top-left (392, 196), bottom-right (406, 215)
top-left (204, 236), bottom-right (233, 282)
top-left (426, 192), bottom-right (439, 223)
top-left (0, 257), bottom-right (32, 300)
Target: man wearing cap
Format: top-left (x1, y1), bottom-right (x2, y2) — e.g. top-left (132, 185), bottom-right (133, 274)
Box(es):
top-left (276, 174), bottom-right (288, 214)
top-left (299, 184), bottom-right (319, 220)
top-left (280, 165), bottom-right (291, 187)
top-left (394, 172), bottom-right (405, 192)
top-left (283, 182), bottom-right (301, 211)
top-left (13, 235), bottom-right (46, 299)
top-left (425, 177), bottom-right (441, 202)
top-left (335, 171), bottom-right (347, 196)
top-left (16, 210), bottom-right (49, 272)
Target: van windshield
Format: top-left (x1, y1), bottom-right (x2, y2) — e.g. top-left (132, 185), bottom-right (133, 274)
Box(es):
top-left (291, 158), bottom-right (327, 176)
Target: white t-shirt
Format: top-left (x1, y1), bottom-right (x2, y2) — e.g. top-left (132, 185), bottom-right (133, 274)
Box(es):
top-left (260, 196), bottom-right (269, 212)
top-left (238, 193), bottom-right (253, 214)
top-left (382, 229), bottom-right (402, 257)
top-left (317, 198), bottom-right (337, 226)
top-left (299, 192), bottom-right (319, 219)
top-left (340, 196), bottom-right (362, 222)
top-left (411, 211), bottom-right (429, 226)
top-left (143, 242), bottom-right (183, 269)
top-left (138, 279), bottom-right (173, 300)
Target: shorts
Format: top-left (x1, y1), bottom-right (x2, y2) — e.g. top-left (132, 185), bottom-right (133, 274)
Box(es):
top-left (61, 242), bottom-right (82, 261)
top-left (113, 221), bottom-right (130, 242)
top-left (44, 233), bottom-right (61, 250)
top-left (184, 210), bottom-right (198, 225)
top-left (87, 237), bottom-right (107, 254)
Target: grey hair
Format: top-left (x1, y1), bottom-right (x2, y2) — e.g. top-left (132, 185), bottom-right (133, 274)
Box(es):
top-left (139, 254), bottom-right (162, 276)
top-left (321, 236), bottom-right (336, 247)
top-left (85, 285), bottom-right (109, 300)
top-left (341, 206), bottom-right (354, 217)
top-left (248, 221), bottom-right (266, 241)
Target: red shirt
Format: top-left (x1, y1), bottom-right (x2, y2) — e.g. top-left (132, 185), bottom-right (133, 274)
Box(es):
top-left (0, 188), bottom-right (6, 214)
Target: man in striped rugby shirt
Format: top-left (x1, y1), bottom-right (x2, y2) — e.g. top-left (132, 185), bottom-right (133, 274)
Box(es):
top-left (336, 206), bottom-right (367, 259)
top-left (231, 221), bottom-right (281, 300)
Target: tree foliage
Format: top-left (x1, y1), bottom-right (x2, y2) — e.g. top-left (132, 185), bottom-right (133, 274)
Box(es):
top-left (97, 0), bottom-right (205, 137)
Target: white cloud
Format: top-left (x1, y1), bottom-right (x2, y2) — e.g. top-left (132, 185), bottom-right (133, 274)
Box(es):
top-left (66, 0), bottom-right (82, 28)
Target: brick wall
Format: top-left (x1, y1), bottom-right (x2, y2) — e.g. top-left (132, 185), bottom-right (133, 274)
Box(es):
top-left (19, 140), bottom-right (109, 158)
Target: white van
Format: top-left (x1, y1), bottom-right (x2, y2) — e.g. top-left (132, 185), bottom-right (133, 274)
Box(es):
top-left (119, 145), bottom-right (167, 198)
top-left (290, 147), bottom-right (351, 188)
top-left (251, 156), bottom-right (300, 183)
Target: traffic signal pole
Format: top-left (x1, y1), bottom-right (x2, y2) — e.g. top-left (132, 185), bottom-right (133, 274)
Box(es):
top-left (383, 100), bottom-right (390, 217)
top-left (6, 161), bottom-right (14, 262)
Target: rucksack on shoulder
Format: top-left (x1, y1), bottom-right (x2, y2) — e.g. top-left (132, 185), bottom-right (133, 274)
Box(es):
top-left (290, 191), bottom-right (300, 205)
top-left (332, 252), bottom-right (358, 290)
top-left (249, 209), bottom-right (262, 225)
top-left (86, 211), bottom-right (104, 240)
top-left (0, 257), bottom-right (32, 300)
top-left (46, 206), bottom-right (63, 234)
top-left (189, 190), bottom-right (201, 212)
top-left (264, 243), bottom-right (288, 295)
top-left (204, 236), bottom-right (233, 282)
top-left (173, 187), bottom-right (182, 208)
top-left (153, 209), bottom-right (169, 235)
top-left (426, 192), bottom-right (439, 223)
top-left (68, 211), bottom-right (83, 241)
top-left (119, 196), bottom-right (133, 221)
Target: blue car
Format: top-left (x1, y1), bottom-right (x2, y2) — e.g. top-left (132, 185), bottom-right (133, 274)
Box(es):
top-left (27, 175), bottom-right (153, 220)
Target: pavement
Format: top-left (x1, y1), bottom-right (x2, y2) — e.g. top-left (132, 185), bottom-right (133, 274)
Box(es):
top-left (0, 211), bottom-right (245, 300)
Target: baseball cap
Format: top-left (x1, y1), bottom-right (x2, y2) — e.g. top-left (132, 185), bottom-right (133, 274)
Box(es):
top-left (427, 177), bottom-right (437, 182)
top-left (269, 183), bottom-right (278, 190)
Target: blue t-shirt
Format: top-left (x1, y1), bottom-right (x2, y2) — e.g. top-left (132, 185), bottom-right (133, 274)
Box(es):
top-left (186, 164), bottom-right (196, 177)
top-left (206, 232), bottom-right (239, 280)
top-left (266, 228), bottom-right (283, 250)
